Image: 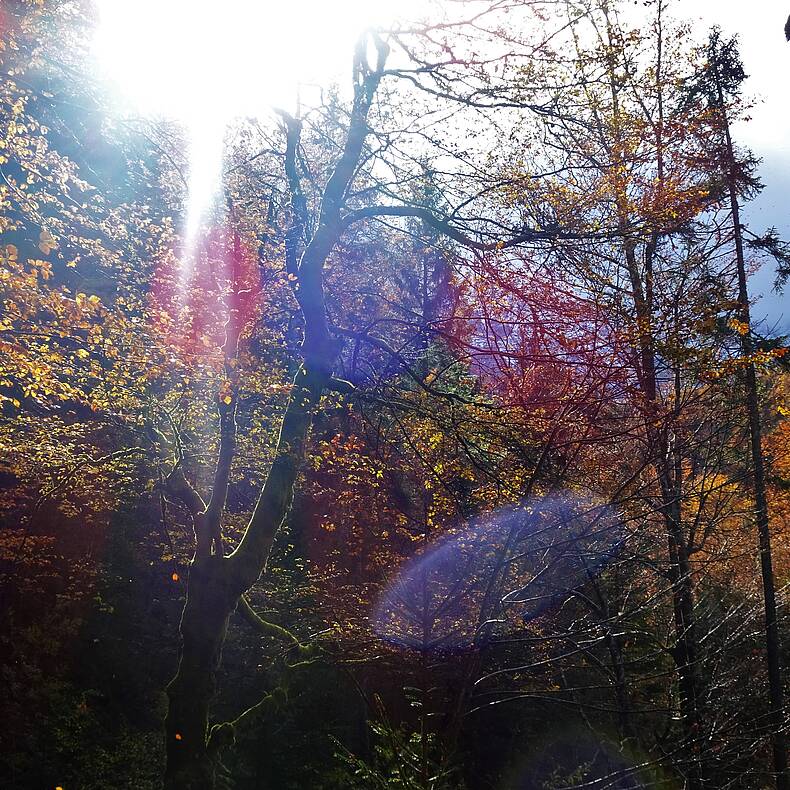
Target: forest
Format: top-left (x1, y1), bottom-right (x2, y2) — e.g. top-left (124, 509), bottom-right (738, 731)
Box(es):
top-left (2, 1), bottom-right (790, 788)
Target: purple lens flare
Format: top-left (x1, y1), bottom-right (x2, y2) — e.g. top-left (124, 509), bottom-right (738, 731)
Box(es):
top-left (372, 493), bottom-right (625, 652)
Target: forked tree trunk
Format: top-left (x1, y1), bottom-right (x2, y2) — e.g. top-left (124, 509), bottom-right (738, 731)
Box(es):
top-left (162, 34), bottom-right (389, 788)
top-left (164, 366), bottom-right (330, 789)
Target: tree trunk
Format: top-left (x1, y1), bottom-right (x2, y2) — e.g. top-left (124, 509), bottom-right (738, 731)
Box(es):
top-left (163, 365), bottom-right (329, 789)
top-left (164, 556), bottom-right (237, 789)
top-left (665, 512), bottom-right (704, 790)
top-left (596, 9), bottom-right (706, 775)
top-left (714, 58), bottom-right (789, 789)
top-left (621, 235), bottom-right (705, 787)
top-left (724, 123), bottom-right (789, 790)
top-left (162, 38), bottom-right (389, 787)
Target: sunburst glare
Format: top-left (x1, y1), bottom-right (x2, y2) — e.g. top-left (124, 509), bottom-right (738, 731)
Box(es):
top-left (92, 0), bottom-right (421, 254)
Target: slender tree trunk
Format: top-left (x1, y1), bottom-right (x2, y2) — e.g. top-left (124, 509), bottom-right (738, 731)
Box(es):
top-left (622, 231), bottom-right (704, 789)
top-left (665, 508), bottom-right (704, 789)
top-left (603, 624), bottom-right (634, 743)
top-left (719, 87), bottom-right (789, 789)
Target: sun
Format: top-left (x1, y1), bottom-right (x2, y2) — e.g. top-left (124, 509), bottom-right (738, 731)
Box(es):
top-left (92, 0), bottom-right (398, 120)
top-left (92, 0), bottom-right (421, 243)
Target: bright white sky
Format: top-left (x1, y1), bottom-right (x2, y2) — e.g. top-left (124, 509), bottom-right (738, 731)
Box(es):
top-left (92, 0), bottom-right (424, 245)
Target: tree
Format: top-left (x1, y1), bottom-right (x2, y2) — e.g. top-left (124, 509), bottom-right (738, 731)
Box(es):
top-left (697, 29), bottom-right (789, 790)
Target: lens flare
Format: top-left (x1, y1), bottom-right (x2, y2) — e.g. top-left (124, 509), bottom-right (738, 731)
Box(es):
top-left (372, 493), bottom-right (625, 652)
top-left (509, 728), bottom-right (662, 789)
top-left (150, 224), bottom-right (260, 364)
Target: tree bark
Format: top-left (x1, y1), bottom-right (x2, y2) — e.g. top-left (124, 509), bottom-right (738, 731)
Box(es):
top-left (163, 34), bottom-right (390, 788)
top-left (164, 556), bottom-right (237, 789)
top-left (717, 69), bottom-right (789, 789)
top-left (164, 365), bottom-right (330, 789)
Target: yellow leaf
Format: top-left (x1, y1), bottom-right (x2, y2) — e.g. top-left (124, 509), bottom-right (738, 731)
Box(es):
top-left (728, 318), bottom-right (749, 336)
top-left (223, 395), bottom-right (233, 405)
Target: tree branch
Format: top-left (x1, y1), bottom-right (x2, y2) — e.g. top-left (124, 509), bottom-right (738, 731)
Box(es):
top-left (340, 204), bottom-right (619, 250)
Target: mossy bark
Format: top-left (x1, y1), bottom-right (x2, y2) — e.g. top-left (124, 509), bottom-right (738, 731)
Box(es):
top-left (163, 367), bottom-right (328, 789)
top-left (164, 557), bottom-right (237, 789)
